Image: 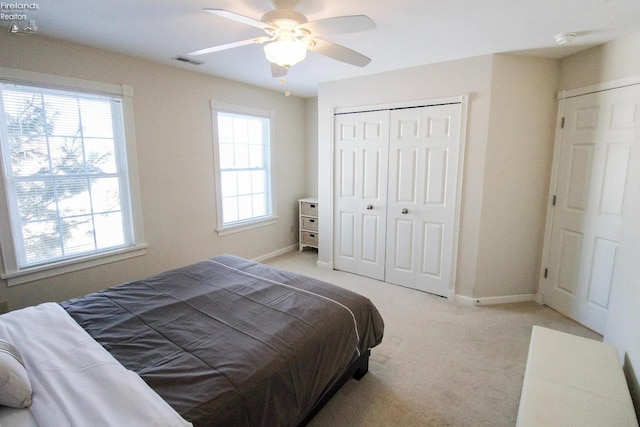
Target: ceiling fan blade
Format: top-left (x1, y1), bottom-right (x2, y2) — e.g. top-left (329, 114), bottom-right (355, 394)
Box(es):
top-left (271, 63), bottom-right (289, 78)
top-left (299, 15), bottom-right (376, 36)
top-left (307, 38), bottom-right (371, 67)
top-left (203, 8), bottom-right (271, 30)
top-left (187, 37), bottom-right (271, 56)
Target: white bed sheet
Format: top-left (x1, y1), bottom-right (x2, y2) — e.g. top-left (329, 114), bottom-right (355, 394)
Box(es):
top-left (0, 303), bottom-right (193, 427)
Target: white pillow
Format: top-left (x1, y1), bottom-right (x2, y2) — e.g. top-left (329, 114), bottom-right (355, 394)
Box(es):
top-left (0, 339), bottom-right (32, 408)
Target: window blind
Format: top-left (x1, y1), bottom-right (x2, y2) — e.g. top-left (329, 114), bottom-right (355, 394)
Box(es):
top-left (0, 82), bottom-right (134, 269)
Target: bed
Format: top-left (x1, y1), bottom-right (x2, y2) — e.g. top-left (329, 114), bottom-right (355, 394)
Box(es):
top-left (0, 255), bottom-right (384, 426)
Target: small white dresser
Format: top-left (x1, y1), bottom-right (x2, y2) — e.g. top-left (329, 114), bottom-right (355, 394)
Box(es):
top-left (298, 198), bottom-right (318, 251)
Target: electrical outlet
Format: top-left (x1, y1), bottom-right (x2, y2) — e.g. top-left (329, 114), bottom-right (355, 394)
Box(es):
top-left (0, 301), bottom-right (8, 314)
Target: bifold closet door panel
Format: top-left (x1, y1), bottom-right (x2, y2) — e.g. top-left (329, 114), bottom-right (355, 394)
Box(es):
top-left (333, 110), bottom-right (389, 280)
top-left (385, 104), bottom-right (462, 296)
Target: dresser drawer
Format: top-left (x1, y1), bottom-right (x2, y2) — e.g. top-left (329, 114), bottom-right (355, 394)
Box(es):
top-left (301, 231), bottom-right (318, 247)
top-left (301, 217), bottom-right (318, 231)
top-left (300, 201), bottom-right (318, 216)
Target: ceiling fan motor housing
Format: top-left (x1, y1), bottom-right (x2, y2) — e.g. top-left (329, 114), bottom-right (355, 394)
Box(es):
top-left (262, 9), bottom-right (308, 30)
top-left (271, 0), bottom-right (300, 10)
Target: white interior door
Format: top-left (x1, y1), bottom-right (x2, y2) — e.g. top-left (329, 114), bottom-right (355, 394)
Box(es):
top-left (384, 104), bottom-right (462, 296)
top-left (543, 84), bottom-right (640, 333)
top-left (333, 110), bottom-right (389, 280)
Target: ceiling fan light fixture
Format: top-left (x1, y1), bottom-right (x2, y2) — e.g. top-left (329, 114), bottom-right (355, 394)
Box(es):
top-left (264, 38), bottom-right (307, 67)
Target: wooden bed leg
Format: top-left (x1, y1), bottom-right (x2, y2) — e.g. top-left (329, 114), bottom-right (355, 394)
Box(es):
top-left (353, 349), bottom-right (370, 380)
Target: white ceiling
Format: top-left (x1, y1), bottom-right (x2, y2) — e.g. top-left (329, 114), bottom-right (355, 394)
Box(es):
top-left (8, 0), bottom-right (640, 97)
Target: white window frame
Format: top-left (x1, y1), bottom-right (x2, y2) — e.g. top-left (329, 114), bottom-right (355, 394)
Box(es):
top-left (0, 67), bottom-right (146, 286)
top-left (211, 101), bottom-right (277, 236)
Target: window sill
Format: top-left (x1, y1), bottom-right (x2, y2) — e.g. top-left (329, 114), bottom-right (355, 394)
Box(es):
top-left (216, 216), bottom-right (278, 237)
top-left (1, 244), bottom-right (148, 287)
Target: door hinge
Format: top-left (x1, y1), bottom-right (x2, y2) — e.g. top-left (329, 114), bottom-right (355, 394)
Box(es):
top-left (561, 117), bottom-right (565, 128)
top-left (544, 268), bottom-right (548, 279)
top-left (552, 195), bottom-right (556, 206)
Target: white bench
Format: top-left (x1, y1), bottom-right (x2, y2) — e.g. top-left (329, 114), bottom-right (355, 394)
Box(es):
top-left (516, 326), bottom-right (638, 427)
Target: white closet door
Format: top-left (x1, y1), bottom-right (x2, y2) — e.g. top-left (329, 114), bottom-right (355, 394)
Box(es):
top-left (333, 110), bottom-right (389, 280)
top-left (385, 104), bottom-right (462, 296)
top-left (543, 84), bottom-right (640, 333)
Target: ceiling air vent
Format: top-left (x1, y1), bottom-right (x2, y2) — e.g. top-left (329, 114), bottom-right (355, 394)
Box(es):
top-left (172, 56), bottom-right (204, 66)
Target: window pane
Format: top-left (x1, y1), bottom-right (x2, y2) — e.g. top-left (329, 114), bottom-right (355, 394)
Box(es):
top-left (249, 145), bottom-right (263, 168)
top-left (247, 120), bottom-right (262, 144)
top-left (251, 171), bottom-right (265, 193)
top-left (219, 143), bottom-right (234, 169)
top-left (252, 194), bottom-right (266, 217)
top-left (56, 177), bottom-right (91, 217)
top-left (90, 177), bottom-right (121, 213)
top-left (237, 171), bottom-right (252, 196)
top-left (22, 220), bottom-right (62, 264)
top-left (85, 138), bottom-right (117, 174)
top-left (78, 98), bottom-right (114, 138)
top-left (237, 195), bottom-right (253, 221)
top-left (62, 215), bottom-right (96, 256)
top-left (49, 137), bottom-right (84, 175)
top-left (218, 115), bottom-right (233, 143)
top-left (221, 171), bottom-right (238, 197)
top-left (234, 143), bottom-right (249, 169)
top-left (15, 180), bottom-right (56, 222)
top-left (222, 197), bottom-right (238, 223)
top-left (3, 90), bottom-right (45, 136)
top-left (44, 94), bottom-right (80, 136)
top-left (95, 212), bottom-right (125, 249)
top-left (10, 135), bottom-right (50, 176)
top-left (232, 117), bottom-right (248, 144)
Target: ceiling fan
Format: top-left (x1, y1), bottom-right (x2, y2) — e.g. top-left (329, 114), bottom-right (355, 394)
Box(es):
top-left (187, 0), bottom-right (376, 77)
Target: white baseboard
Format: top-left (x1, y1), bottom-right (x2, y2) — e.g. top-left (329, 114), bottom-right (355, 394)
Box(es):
top-left (255, 250), bottom-right (543, 309)
top-left (253, 245), bottom-right (297, 262)
top-left (316, 260), bottom-right (333, 270)
top-left (454, 293), bottom-right (536, 306)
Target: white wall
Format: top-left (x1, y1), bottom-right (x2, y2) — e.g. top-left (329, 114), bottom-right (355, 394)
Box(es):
top-left (0, 32), bottom-right (308, 310)
top-left (317, 54), bottom-right (559, 299)
top-left (558, 32), bottom-right (640, 413)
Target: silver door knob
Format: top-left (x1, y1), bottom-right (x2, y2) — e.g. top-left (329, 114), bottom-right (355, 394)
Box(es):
top-left (366, 204), bottom-right (373, 210)
top-left (401, 208), bottom-right (408, 214)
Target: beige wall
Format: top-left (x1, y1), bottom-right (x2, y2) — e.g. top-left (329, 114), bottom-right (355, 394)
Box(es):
top-left (474, 55), bottom-right (559, 297)
top-left (316, 54), bottom-right (559, 300)
top-left (304, 97), bottom-right (319, 197)
top-left (559, 32), bottom-right (640, 91)
top-left (0, 32), bottom-right (308, 310)
top-left (559, 31), bottom-right (640, 412)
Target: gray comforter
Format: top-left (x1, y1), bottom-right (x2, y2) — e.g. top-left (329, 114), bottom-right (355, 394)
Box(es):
top-left (61, 255), bottom-right (384, 426)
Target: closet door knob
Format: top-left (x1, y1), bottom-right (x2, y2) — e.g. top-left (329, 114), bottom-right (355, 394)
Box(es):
top-left (401, 208), bottom-right (408, 214)
top-left (366, 204), bottom-right (373, 210)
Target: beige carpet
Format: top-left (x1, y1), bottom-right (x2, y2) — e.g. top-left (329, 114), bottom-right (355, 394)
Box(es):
top-left (264, 250), bottom-right (601, 427)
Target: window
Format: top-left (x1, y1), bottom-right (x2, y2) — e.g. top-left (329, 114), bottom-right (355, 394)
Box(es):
top-left (212, 102), bottom-right (276, 234)
top-left (0, 68), bottom-right (145, 285)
